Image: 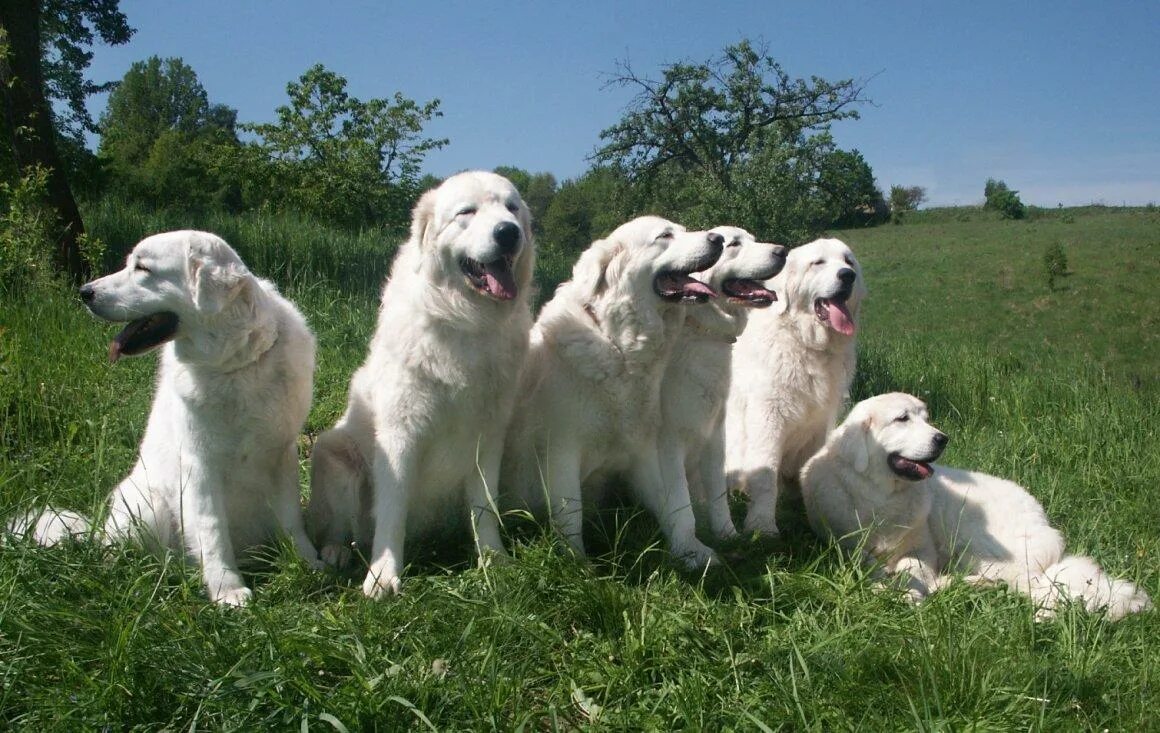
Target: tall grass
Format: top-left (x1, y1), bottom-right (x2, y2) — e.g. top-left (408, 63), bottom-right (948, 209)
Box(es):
top-left (0, 207), bottom-right (1156, 729)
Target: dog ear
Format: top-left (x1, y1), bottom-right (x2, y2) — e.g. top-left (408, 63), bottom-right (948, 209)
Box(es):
top-left (188, 236), bottom-right (249, 315)
top-left (514, 201), bottom-right (536, 291)
top-left (832, 409), bottom-right (873, 473)
top-left (571, 236), bottom-right (625, 298)
top-left (408, 186), bottom-right (439, 272)
top-left (770, 266), bottom-right (792, 315)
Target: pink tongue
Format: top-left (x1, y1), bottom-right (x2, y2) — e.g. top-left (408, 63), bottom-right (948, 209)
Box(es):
top-left (683, 280), bottom-right (717, 299)
top-left (824, 299), bottom-right (855, 335)
top-left (482, 263), bottom-right (517, 300)
top-left (913, 462), bottom-right (934, 479)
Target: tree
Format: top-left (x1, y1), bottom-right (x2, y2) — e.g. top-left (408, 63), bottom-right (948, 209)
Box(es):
top-left (99, 56), bottom-right (240, 208)
top-left (242, 64), bottom-right (447, 228)
top-left (0, 0), bottom-right (131, 281)
top-left (815, 148), bottom-right (885, 227)
top-left (493, 166), bottom-right (557, 235)
top-left (888, 185), bottom-right (926, 222)
top-left (593, 39), bottom-right (867, 193)
top-left (984, 178), bottom-right (1026, 220)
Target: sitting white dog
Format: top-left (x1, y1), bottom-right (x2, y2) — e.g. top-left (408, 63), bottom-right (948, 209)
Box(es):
top-left (10, 230), bottom-right (319, 606)
top-left (726, 237), bottom-right (866, 535)
top-left (306, 171), bottom-right (535, 598)
top-left (802, 392), bottom-right (1153, 620)
top-left (657, 226), bottom-right (785, 541)
top-left (502, 216), bottom-right (723, 567)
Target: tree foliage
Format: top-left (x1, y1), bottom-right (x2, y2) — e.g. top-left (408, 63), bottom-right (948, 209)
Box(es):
top-left (493, 165), bottom-right (557, 235)
top-left (984, 178), bottom-right (1026, 220)
top-left (589, 39), bottom-right (874, 242)
top-left (241, 64), bottom-right (447, 228)
top-left (98, 56), bottom-right (240, 209)
top-left (0, 0), bottom-right (131, 281)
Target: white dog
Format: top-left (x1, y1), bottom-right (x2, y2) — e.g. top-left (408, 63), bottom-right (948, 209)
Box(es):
top-left (9, 230), bottom-right (319, 606)
top-left (501, 216), bottom-right (723, 568)
top-left (802, 392), bottom-right (1153, 620)
top-left (306, 171), bottom-right (535, 598)
top-left (725, 237), bottom-right (866, 535)
top-left (657, 226), bottom-right (786, 541)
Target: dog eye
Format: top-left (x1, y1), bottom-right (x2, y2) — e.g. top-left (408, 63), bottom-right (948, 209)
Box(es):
top-left (726, 239), bottom-right (741, 248)
top-left (457, 206), bottom-right (478, 217)
top-left (894, 414), bottom-right (910, 423)
top-left (505, 202), bottom-right (520, 214)
top-left (811, 258), bottom-right (825, 267)
top-left (134, 262), bottom-right (151, 273)
top-left (844, 256), bottom-right (855, 266)
top-left (656, 230), bottom-right (674, 241)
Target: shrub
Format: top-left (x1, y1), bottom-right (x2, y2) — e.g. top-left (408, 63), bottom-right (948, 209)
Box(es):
top-left (0, 167), bottom-right (56, 292)
top-left (1044, 242), bottom-right (1068, 290)
top-left (983, 178), bottom-right (1026, 220)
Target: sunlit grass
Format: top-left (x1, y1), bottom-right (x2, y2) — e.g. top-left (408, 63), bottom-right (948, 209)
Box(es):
top-left (0, 206), bottom-right (1155, 728)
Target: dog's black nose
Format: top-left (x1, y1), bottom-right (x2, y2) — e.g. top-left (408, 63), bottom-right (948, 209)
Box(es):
top-left (707, 232), bottom-right (725, 250)
top-left (933, 432), bottom-right (949, 449)
top-left (79, 284), bottom-right (95, 303)
top-left (493, 221), bottom-right (521, 254)
top-left (837, 267), bottom-right (856, 285)
top-left (772, 244), bottom-right (788, 258)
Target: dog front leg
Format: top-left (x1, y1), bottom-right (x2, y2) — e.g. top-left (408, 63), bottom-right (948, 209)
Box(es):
top-left (274, 444), bottom-right (324, 570)
top-left (696, 428), bottom-right (739, 540)
top-left (465, 435), bottom-right (507, 564)
top-left (362, 435), bottom-right (413, 599)
top-left (738, 413), bottom-right (783, 536)
top-left (631, 447), bottom-right (717, 569)
top-left (545, 443), bottom-right (585, 557)
top-left (177, 467), bottom-right (250, 607)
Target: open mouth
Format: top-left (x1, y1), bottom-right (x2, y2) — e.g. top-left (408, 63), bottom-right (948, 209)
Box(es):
top-left (461, 256), bottom-right (518, 301)
top-left (722, 279), bottom-right (777, 308)
top-left (108, 312), bottom-right (179, 363)
top-left (654, 271), bottom-right (718, 303)
top-left (888, 453), bottom-right (935, 481)
top-left (814, 295), bottom-right (856, 336)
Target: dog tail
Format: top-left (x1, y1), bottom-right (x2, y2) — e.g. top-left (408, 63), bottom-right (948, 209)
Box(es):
top-left (1028, 555), bottom-right (1153, 621)
top-left (4, 507), bottom-right (93, 546)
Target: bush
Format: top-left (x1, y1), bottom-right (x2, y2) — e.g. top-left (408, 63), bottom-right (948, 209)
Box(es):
top-left (1044, 242), bottom-right (1068, 290)
top-left (0, 167), bottom-right (56, 292)
top-left (983, 178), bottom-right (1026, 220)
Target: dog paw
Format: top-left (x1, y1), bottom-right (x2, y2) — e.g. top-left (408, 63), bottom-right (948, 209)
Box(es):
top-left (713, 522), bottom-right (740, 541)
top-left (675, 541), bottom-right (720, 570)
top-left (742, 513), bottom-right (780, 537)
top-left (321, 543), bottom-right (353, 569)
top-left (362, 570), bottom-right (401, 599)
top-left (476, 546), bottom-right (511, 569)
top-left (215, 587), bottom-right (253, 607)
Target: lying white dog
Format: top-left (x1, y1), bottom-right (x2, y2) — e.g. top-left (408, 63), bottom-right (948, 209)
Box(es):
top-left (802, 392), bottom-right (1153, 620)
top-left (502, 216), bottom-right (723, 567)
top-left (725, 237), bottom-right (866, 535)
top-left (306, 171), bottom-right (535, 598)
top-left (9, 230), bottom-right (319, 606)
top-left (657, 226), bottom-right (785, 541)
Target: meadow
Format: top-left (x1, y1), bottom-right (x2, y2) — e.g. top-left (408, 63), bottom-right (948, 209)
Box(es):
top-left (0, 204), bottom-right (1156, 729)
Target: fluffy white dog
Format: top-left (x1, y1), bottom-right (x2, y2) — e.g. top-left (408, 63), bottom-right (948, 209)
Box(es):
top-left (725, 237), bottom-right (866, 535)
top-left (802, 392), bottom-right (1153, 620)
top-left (9, 230), bottom-right (319, 606)
top-left (306, 171), bottom-right (535, 598)
top-left (501, 216), bottom-right (723, 567)
top-left (657, 226), bottom-right (786, 541)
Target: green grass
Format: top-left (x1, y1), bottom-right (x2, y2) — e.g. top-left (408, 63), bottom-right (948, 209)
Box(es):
top-left (0, 206), bottom-right (1156, 729)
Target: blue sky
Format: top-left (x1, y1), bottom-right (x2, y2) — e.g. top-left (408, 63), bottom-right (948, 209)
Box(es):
top-left (83, 1), bottom-right (1160, 207)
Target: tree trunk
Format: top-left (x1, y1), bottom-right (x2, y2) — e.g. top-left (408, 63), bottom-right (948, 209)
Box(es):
top-left (0, 0), bottom-right (90, 282)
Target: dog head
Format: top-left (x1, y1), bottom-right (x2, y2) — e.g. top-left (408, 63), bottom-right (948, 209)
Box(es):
top-left (697, 226), bottom-right (786, 309)
top-left (773, 237), bottom-right (866, 336)
top-left (832, 392), bottom-right (949, 481)
top-left (570, 216), bottom-right (723, 305)
top-left (78, 230), bottom-right (251, 362)
top-left (408, 170), bottom-right (534, 302)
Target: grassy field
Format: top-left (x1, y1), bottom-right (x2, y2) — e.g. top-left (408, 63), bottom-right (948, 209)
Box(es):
top-left (0, 205), bottom-right (1156, 729)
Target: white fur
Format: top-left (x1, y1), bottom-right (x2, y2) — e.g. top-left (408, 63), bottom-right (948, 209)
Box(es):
top-left (725, 237), bottom-right (866, 535)
top-left (8, 231), bottom-right (319, 607)
top-left (801, 392), bottom-right (1153, 620)
top-left (306, 171), bottom-right (535, 598)
top-left (657, 226), bottom-right (786, 541)
top-left (501, 216), bottom-right (724, 568)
